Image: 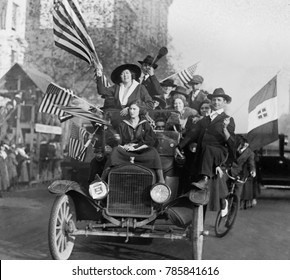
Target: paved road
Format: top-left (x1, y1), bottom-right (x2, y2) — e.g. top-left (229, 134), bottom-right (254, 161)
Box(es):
top-left (1, 186), bottom-right (290, 260)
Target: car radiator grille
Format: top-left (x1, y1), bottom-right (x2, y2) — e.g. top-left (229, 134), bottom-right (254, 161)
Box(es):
top-left (106, 166), bottom-right (153, 217)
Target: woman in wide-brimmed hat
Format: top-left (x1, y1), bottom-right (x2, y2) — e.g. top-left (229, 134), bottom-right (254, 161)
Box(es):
top-left (96, 64), bottom-right (154, 116)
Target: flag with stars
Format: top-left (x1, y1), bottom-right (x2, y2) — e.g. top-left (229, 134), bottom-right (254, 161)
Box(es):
top-left (53, 0), bottom-right (96, 65)
top-left (247, 75), bottom-right (278, 150)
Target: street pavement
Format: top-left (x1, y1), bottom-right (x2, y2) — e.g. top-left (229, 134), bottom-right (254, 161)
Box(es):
top-left (0, 185), bottom-right (290, 260)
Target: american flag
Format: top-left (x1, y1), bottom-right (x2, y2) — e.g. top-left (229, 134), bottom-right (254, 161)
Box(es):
top-left (68, 123), bottom-right (88, 161)
top-left (177, 63), bottom-right (198, 86)
top-left (53, 0), bottom-right (96, 65)
top-left (39, 83), bottom-right (73, 116)
top-left (59, 105), bottom-right (110, 125)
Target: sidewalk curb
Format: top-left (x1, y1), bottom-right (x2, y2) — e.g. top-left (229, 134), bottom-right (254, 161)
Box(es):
top-left (0, 180), bottom-right (53, 197)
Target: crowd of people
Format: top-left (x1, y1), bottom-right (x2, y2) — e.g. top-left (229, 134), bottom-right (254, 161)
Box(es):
top-left (0, 138), bottom-right (63, 196)
top-left (0, 141), bottom-right (31, 193)
top-left (90, 54), bottom-right (259, 214)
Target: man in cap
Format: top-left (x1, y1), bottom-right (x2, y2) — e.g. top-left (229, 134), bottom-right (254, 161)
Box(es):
top-left (176, 88), bottom-right (235, 217)
top-left (138, 55), bottom-right (164, 98)
top-left (187, 75), bottom-right (208, 111)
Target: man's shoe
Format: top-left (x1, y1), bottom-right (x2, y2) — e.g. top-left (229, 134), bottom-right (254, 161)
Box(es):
top-left (221, 199), bottom-right (228, 217)
top-left (191, 176), bottom-right (209, 190)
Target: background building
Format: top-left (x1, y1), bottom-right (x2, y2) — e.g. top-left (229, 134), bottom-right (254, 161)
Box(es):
top-left (0, 0), bottom-right (27, 77)
top-left (22, 0), bottom-right (174, 102)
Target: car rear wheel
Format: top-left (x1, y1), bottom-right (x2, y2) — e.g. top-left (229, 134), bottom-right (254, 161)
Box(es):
top-left (191, 205), bottom-right (204, 260)
top-left (48, 194), bottom-right (76, 260)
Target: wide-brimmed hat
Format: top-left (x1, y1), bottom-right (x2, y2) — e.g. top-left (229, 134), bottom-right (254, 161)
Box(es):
top-left (170, 86), bottom-right (189, 98)
top-left (188, 75), bottom-right (204, 85)
top-left (111, 64), bottom-right (141, 84)
top-left (207, 88), bottom-right (232, 103)
top-left (160, 79), bottom-right (177, 88)
top-left (152, 95), bottom-right (167, 109)
top-left (138, 55), bottom-right (158, 69)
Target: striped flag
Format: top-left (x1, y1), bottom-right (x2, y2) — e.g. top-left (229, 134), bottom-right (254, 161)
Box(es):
top-left (68, 123), bottom-right (88, 161)
top-left (247, 75), bottom-right (278, 151)
top-left (59, 105), bottom-right (110, 125)
top-left (53, 0), bottom-right (96, 65)
top-left (39, 83), bottom-right (73, 116)
top-left (177, 63), bottom-right (198, 86)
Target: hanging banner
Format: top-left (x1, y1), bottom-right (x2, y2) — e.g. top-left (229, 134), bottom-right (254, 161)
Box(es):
top-left (35, 123), bottom-right (62, 135)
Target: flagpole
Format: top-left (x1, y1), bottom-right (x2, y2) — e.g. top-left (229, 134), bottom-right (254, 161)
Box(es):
top-left (159, 72), bottom-right (178, 83)
top-left (76, 125), bottom-right (101, 161)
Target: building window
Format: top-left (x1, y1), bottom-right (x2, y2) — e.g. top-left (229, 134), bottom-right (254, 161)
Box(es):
top-left (0, 3), bottom-right (7, 29)
top-left (12, 2), bottom-right (18, 31)
top-left (11, 50), bottom-right (17, 64)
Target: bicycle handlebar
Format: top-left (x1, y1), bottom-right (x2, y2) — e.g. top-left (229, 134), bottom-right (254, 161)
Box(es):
top-left (226, 170), bottom-right (248, 184)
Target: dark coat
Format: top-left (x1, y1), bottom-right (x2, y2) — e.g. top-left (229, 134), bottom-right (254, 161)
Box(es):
top-left (140, 75), bottom-right (164, 97)
top-left (119, 119), bottom-right (157, 148)
top-left (108, 118), bottom-right (162, 169)
top-left (231, 147), bottom-right (256, 180)
top-left (96, 77), bottom-right (154, 110)
top-left (188, 89), bottom-right (208, 111)
top-left (178, 112), bottom-right (236, 177)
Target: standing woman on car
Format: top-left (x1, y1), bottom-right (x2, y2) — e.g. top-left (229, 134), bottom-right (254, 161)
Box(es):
top-left (105, 100), bottom-right (165, 183)
top-left (95, 64), bottom-right (154, 116)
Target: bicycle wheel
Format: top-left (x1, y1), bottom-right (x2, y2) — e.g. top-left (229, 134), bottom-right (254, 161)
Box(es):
top-left (214, 194), bottom-right (239, 238)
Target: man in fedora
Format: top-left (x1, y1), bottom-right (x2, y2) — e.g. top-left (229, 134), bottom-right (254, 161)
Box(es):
top-left (138, 55), bottom-right (164, 98)
top-left (187, 75), bottom-right (209, 111)
top-left (176, 88), bottom-right (235, 217)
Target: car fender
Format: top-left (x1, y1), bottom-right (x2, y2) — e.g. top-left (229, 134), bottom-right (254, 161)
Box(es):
top-left (48, 180), bottom-right (103, 221)
top-left (48, 180), bottom-right (88, 197)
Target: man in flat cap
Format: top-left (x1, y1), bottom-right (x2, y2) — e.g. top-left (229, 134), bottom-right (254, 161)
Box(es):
top-left (138, 55), bottom-right (164, 98)
top-left (176, 88), bottom-right (236, 217)
top-left (187, 75), bottom-right (209, 111)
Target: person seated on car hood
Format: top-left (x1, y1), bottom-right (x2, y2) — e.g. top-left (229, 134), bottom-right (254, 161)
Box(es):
top-left (104, 100), bottom-right (165, 183)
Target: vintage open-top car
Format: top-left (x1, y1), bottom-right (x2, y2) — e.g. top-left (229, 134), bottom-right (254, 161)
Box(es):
top-left (47, 109), bottom-right (207, 260)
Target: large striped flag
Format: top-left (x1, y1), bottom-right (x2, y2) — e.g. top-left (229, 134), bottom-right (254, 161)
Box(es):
top-left (247, 75), bottom-right (279, 151)
top-left (177, 63), bottom-right (198, 86)
top-left (39, 83), bottom-right (73, 116)
top-left (53, 0), bottom-right (97, 65)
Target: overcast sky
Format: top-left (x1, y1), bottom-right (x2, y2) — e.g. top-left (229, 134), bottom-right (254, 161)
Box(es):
top-left (168, 0), bottom-right (290, 132)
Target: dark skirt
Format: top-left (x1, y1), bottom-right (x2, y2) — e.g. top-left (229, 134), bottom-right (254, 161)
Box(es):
top-left (241, 177), bottom-right (256, 200)
top-left (107, 146), bottom-right (162, 169)
top-left (207, 174), bottom-right (228, 211)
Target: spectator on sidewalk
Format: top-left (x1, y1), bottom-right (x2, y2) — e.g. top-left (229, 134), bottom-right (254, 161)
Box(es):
top-left (16, 144), bottom-right (30, 184)
top-left (0, 141), bottom-right (10, 191)
top-left (6, 145), bottom-right (18, 188)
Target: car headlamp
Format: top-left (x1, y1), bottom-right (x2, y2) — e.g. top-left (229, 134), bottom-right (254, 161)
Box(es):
top-left (150, 183), bottom-right (171, 204)
top-left (89, 180), bottom-right (108, 200)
